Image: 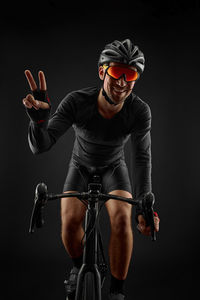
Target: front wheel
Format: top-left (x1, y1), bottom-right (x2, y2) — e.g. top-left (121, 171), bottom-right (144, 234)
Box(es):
top-left (82, 272), bottom-right (96, 300)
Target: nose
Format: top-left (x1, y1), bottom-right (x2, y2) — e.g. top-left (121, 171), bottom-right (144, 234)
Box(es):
top-left (116, 75), bottom-right (127, 87)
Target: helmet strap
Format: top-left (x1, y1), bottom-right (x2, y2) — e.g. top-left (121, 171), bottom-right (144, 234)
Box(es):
top-left (102, 86), bottom-right (133, 107)
top-left (102, 87), bottom-right (118, 106)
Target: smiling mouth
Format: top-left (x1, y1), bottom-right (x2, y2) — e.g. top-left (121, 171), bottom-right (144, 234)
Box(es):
top-left (113, 88), bottom-right (126, 94)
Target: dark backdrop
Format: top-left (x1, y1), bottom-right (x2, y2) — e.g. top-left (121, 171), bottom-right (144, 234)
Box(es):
top-left (1, 1), bottom-right (200, 299)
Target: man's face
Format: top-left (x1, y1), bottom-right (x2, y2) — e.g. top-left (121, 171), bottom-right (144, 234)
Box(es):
top-left (99, 62), bottom-right (136, 105)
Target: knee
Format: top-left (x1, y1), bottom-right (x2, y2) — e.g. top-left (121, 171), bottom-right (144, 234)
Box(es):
top-left (61, 212), bottom-right (83, 237)
top-left (61, 196), bottom-right (86, 236)
top-left (110, 212), bottom-right (132, 235)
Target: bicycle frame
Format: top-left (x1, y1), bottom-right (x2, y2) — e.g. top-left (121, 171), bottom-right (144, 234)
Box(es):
top-left (29, 174), bottom-right (156, 300)
top-left (76, 179), bottom-right (102, 300)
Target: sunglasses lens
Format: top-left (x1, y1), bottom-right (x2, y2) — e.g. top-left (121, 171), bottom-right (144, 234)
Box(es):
top-left (107, 66), bottom-right (122, 79)
top-left (125, 69), bottom-right (138, 81)
top-left (107, 66), bottom-right (138, 81)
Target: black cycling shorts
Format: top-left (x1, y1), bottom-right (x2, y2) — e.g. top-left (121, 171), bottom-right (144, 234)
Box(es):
top-left (63, 157), bottom-right (132, 194)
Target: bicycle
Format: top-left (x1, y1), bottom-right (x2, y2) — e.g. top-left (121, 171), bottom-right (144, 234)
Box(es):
top-left (29, 173), bottom-right (157, 300)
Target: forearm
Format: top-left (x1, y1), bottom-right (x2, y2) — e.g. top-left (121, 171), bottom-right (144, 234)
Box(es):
top-left (131, 103), bottom-right (152, 199)
top-left (131, 151), bottom-right (152, 221)
top-left (27, 93), bottom-right (76, 154)
top-left (28, 121), bottom-right (55, 154)
top-left (131, 134), bottom-right (152, 219)
top-left (131, 130), bottom-right (152, 199)
top-left (133, 163), bottom-right (152, 199)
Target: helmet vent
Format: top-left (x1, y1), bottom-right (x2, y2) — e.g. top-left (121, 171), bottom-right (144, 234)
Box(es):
top-left (98, 39), bottom-right (145, 74)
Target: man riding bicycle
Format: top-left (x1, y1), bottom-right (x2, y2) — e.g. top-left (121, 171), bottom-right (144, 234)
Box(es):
top-left (23, 39), bottom-right (160, 300)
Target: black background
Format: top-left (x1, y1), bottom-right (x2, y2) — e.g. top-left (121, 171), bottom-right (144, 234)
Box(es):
top-left (1, 1), bottom-right (200, 299)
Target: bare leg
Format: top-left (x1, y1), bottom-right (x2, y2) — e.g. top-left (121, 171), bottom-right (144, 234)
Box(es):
top-left (106, 190), bottom-right (133, 280)
top-left (61, 191), bottom-right (87, 258)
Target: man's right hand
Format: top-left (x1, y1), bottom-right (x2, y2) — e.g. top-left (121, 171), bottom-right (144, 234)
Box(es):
top-left (23, 70), bottom-right (50, 110)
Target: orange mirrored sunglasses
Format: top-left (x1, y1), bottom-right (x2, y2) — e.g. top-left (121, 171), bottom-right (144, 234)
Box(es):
top-left (103, 65), bottom-right (138, 82)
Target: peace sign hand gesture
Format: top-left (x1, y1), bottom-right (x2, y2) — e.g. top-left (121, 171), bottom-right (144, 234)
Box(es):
top-left (23, 70), bottom-right (51, 124)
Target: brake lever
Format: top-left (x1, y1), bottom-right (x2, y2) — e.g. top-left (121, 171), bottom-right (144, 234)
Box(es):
top-left (142, 192), bottom-right (156, 242)
top-left (29, 183), bottom-right (48, 234)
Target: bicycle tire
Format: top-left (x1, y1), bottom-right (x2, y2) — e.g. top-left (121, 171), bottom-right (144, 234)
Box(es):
top-left (82, 272), bottom-right (96, 300)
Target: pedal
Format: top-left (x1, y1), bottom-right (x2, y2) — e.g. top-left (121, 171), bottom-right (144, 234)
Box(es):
top-left (64, 280), bottom-right (76, 299)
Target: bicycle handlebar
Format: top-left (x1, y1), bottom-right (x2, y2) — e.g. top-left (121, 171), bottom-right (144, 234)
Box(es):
top-left (29, 183), bottom-right (156, 241)
top-left (29, 183), bottom-right (47, 233)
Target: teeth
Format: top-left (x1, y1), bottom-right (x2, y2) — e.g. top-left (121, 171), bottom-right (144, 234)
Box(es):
top-left (114, 89), bottom-right (124, 93)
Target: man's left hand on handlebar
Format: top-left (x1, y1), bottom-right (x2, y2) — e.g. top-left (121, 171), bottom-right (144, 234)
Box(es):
top-left (137, 213), bottom-right (160, 236)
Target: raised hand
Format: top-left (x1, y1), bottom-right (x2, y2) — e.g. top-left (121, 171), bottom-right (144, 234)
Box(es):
top-left (23, 70), bottom-right (50, 110)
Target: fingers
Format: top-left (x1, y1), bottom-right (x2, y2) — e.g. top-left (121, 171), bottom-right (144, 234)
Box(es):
top-left (154, 216), bottom-right (160, 232)
top-left (22, 94), bottom-right (50, 110)
top-left (137, 214), bottom-right (160, 236)
top-left (137, 215), bottom-right (149, 235)
top-left (137, 223), bottom-right (151, 236)
top-left (25, 70), bottom-right (37, 91)
top-left (24, 70), bottom-right (47, 91)
top-left (38, 70), bottom-right (47, 91)
top-left (23, 94), bottom-right (39, 110)
top-left (23, 98), bottom-right (33, 109)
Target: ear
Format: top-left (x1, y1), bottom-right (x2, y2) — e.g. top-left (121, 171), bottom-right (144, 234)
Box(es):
top-left (98, 65), bottom-right (105, 80)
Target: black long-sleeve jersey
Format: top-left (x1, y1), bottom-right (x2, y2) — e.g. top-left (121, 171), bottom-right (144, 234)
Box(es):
top-left (28, 86), bottom-right (152, 198)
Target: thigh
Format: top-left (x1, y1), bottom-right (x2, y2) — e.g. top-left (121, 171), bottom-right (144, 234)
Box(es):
top-left (105, 190), bottom-right (133, 221)
top-left (62, 160), bottom-right (88, 193)
top-left (102, 160), bottom-right (132, 195)
top-left (62, 161), bottom-right (89, 224)
top-left (61, 191), bottom-right (87, 225)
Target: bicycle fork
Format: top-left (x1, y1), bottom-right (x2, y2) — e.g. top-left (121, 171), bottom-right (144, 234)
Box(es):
top-left (75, 200), bottom-right (102, 300)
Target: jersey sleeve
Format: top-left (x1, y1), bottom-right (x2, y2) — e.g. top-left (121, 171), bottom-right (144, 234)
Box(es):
top-left (130, 102), bottom-right (152, 200)
top-left (28, 94), bottom-right (76, 154)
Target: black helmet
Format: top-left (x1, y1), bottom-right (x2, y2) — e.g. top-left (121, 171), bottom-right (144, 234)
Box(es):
top-left (98, 39), bottom-right (145, 74)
